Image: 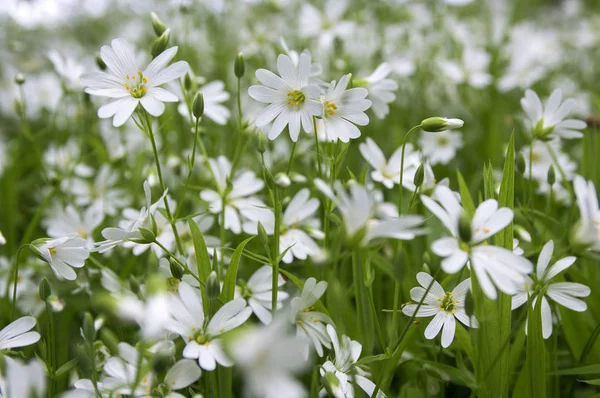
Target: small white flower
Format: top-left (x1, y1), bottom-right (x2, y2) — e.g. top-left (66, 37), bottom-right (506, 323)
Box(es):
top-left (161, 359), bottom-right (202, 398)
top-left (357, 63), bottom-right (397, 119)
top-left (178, 80), bottom-right (231, 125)
top-left (0, 357), bottom-right (46, 398)
top-left (0, 231), bottom-right (5, 245)
top-left (316, 74), bottom-right (371, 142)
top-left (0, 316), bottom-right (41, 350)
top-left (520, 88), bottom-right (587, 139)
top-left (280, 188), bottom-right (323, 263)
top-left (236, 265), bottom-right (288, 325)
top-left (81, 38), bottom-right (189, 127)
top-left (298, 0), bottom-right (355, 55)
top-left (437, 47), bottom-right (492, 89)
top-left (403, 273), bottom-right (478, 348)
top-left (166, 282), bottom-right (252, 371)
top-left (249, 53), bottom-right (323, 141)
top-left (101, 343), bottom-right (154, 396)
top-left (48, 50), bottom-right (85, 91)
top-left (44, 204), bottom-right (104, 247)
top-left (572, 175), bottom-right (600, 251)
top-left (512, 240), bottom-right (591, 339)
top-left (359, 138), bottom-right (402, 189)
top-left (520, 140), bottom-right (576, 183)
top-left (118, 292), bottom-right (172, 339)
top-left (419, 130), bottom-right (464, 166)
top-left (33, 234), bottom-right (90, 281)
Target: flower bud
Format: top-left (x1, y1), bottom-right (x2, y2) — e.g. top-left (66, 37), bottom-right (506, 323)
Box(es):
top-left (95, 53), bottom-right (107, 71)
top-left (192, 92), bottom-right (204, 119)
top-left (421, 117), bottom-right (464, 132)
top-left (184, 73), bottom-right (193, 91)
top-left (170, 259), bottom-right (185, 280)
top-left (516, 153), bottom-right (527, 175)
top-left (14, 73), bottom-right (25, 85)
top-left (275, 172), bottom-right (291, 188)
top-left (151, 29), bottom-right (171, 59)
top-left (323, 372), bottom-right (343, 397)
top-left (83, 312), bottom-right (96, 342)
top-left (289, 172), bottom-right (307, 183)
top-left (150, 12), bottom-right (167, 36)
top-left (458, 212), bottom-right (472, 243)
top-left (47, 295), bottom-right (65, 312)
top-left (139, 227), bottom-right (156, 243)
top-left (414, 163), bottom-right (425, 188)
top-left (39, 277), bottom-right (51, 302)
top-left (547, 166), bottom-right (556, 185)
top-left (206, 271), bottom-right (220, 300)
top-left (256, 131), bottom-right (267, 154)
top-left (234, 52), bottom-right (245, 79)
top-left (100, 329), bottom-right (120, 355)
top-left (257, 221), bottom-right (269, 248)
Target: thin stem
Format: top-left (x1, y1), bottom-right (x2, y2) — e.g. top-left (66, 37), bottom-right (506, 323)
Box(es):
top-left (45, 300), bottom-right (57, 396)
top-left (313, 117), bottom-right (323, 178)
top-left (237, 77), bottom-right (243, 125)
top-left (545, 141), bottom-right (575, 202)
top-left (286, 141), bottom-right (297, 175)
top-left (219, 205), bottom-right (226, 279)
top-left (175, 118), bottom-right (201, 220)
top-left (271, 190), bottom-right (281, 317)
top-left (9, 245), bottom-right (28, 320)
top-left (397, 125), bottom-right (422, 213)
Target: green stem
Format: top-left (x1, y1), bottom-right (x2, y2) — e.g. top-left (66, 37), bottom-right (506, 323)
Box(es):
top-left (545, 142), bottom-right (575, 202)
top-left (175, 118), bottom-right (201, 220)
top-left (45, 300), bottom-right (57, 396)
top-left (397, 125), bottom-right (422, 213)
top-left (219, 205), bottom-right (226, 279)
top-left (9, 245), bottom-right (28, 320)
top-left (313, 117), bottom-right (323, 179)
top-left (271, 191), bottom-right (281, 317)
top-left (286, 141), bottom-right (297, 175)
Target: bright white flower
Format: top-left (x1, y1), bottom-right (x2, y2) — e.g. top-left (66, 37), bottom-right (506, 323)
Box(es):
top-left (512, 240), bottom-right (590, 339)
top-left (572, 175), bottom-right (600, 251)
top-left (44, 204), bottom-right (104, 247)
top-left (298, 0), bottom-right (354, 55)
top-left (166, 282), bottom-right (252, 371)
top-left (229, 316), bottom-right (309, 398)
top-left (81, 38), bottom-right (189, 127)
top-left (419, 130), bottom-right (464, 166)
top-left (101, 343), bottom-right (154, 396)
top-left (0, 357), bottom-right (46, 397)
top-left (200, 156), bottom-right (273, 235)
top-left (520, 88), bottom-right (587, 139)
top-left (422, 185), bottom-right (533, 299)
top-left (403, 273), bottom-right (478, 348)
top-left (280, 188), bottom-right (323, 263)
top-left (43, 140), bottom-right (93, 179)
top-left (236, 265), bottom-right (288, 325)
top-left (315, 179), bottom-right (425, 247)
top-left (0, 316), bottom-right (41, 350)
top-left (178, 80), bottom-right (231, 125)
top-left (48, 50), bottom-right (85, 91)
top-left (160, 359), bottom-right (202, 398)
top-left (118, 292), bottom-right (172, 339)
top-left (520, 140), bottom-right (576, 183)
top-left (291, 278), bottom-right (333, 359)
top-left (0, 231), bottom-right (5, 245)
top-left (320, 325), bottom-right (385, 398)
top-left (316, 74), bottom-right (371, 142)
top-left (33, 234), bottom-right (90, 281)
top-left (357, 63), bottom-right (397, 119)
top-left (249, 53), bottom-right (323, 141)
top-left (437, 47), bottom-right (492, 89)
top-left (359, 138), bottom-right (402, 189)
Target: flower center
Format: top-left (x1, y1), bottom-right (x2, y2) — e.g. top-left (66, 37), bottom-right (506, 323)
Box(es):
top-left (124, 70), bottom-right (148, 98)
top-left (323, 100), bottom-right (338, 118)
top-left (49, 247), bottom-right (57, 256)
top-left (167, 277), bottom-right (180, 292)
top-left (531, 151), bottom-right (541, 162)
top-left (436, 136), bottom-right (449, 147)
top-left (439, 292), bottom-right (456, 313)
top-left (287, 90), bottom-right (305, 108)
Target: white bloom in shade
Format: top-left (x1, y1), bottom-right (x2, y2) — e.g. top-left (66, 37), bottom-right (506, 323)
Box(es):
top-left (48, 50), bottom-right (85, 91)
top-left (0, 316), bottom-right (41, 350)
top-left (200, 156), bottom-right (273, 235)
top-left (248, 53), bottom-right (323, 141)
top-left (229, 316), bottom-right (309, 398)
top-left (315, 179), bottom-right (425, 247)
top-left (437, 47), bottom-right (492, 89)
top-left (419, 130), bottom-right (464, 166)
top-left (102, 343), bottom-right (154, 396)
top-left (159, 359), bottom-right (202, 398)
top-left (280, 188), bottom-right (323, 264)
top-left (572, 175), bottom-right (600, 251)
top-left (33, 234), bottom-right (90, 281)
top-left (520, 140), bottom-right (576, 183)
top-left (236, 265), bottom-right (288, 325)
top-left (359, 138), bottom-right (402, 189)
top-left (316, 74), bottom-right (371, 143)
top-left (44, 204), bottom-right (104, 246)
top-left (298, 0), bottom-right (354, 55)
top-left (520, 88), bottom-right (587, 139)
top-left (421, 185), bottom-right (533, 299)
top-left (291, 278), bottom-right (333, 359)
top-left (512, 240), bottom-right (591, 339)
top-left (0, 357), bottom-right (46, 398)
top-left (81, 38), bottom-right (189, 127)
top-left (166, 282), bottom-right (252, 371)
top-left (358, 63), bottom-right (397, 119)
top-left (320, 325), bottom-right (386, 398)
top-left (402, 273), bottom-right (478, 348)
top-left (178, 80), bottom-right (231, 125)
top-left (118, 292), bottom-right (172, 339)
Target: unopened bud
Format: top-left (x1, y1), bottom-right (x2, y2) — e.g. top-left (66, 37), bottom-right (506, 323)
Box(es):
top-left (39, 277), bottom-right (51, 302)
top-left (139, 227), bottom-right (156, 243)
top-left (323, 372), bottom-right (342, 397)
top-left (547, 166), bottom-right (556, 185)
top-left (234, 52), bottom-right (245, 79)
top-left (151, 12), bottom-right (167, 36)
top-left (170, 259), bottom-right (185, 280)
top-left (83, 312), bottom-right (96, 341)
top-left (184, 73), bottom-right (193, 91)
top-left (458, 212), bottom-right (472, 243)
top-left (414, 163), bottom-right (425, 188)
top-left (151, 29), bottom-right (171, 58)
top-left (275, 172), bottom-right (291, 188)
top-left (206, 271), bottom-right (220, 300)
top-left (289, 172), bottom-right (307, 183)
top-left (192, 92), bottom-right (204, 119)
top-left (14, 73), bottom-right (25, 85)
top-left (256, 131), bottom-right (267, 154)
top-left (100, 329), bottom-right (120, 354)
top-left (420, 117), bottom-right (464, 132)
top-left (257, 222), bottom-right (269, 248)
top-left (95, 53), bottom-right (106, 71)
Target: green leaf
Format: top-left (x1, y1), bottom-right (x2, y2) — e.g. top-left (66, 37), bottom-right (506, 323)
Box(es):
top-left (352, 250), bottom-right (374, 353)
top-left (418, 360), bottom-right (478, 389)
top-left (54, 358), bottom-right (79, 377)
top-left (526, 296), bottom-right (547, 397)
top-left (552, 364), bottom-right (600, 376)
top-left (356, 353), bottom-right (390, 366)
top-left (188, 219), bottom-right (212, 284)
top-left (579, 378), bottom-right (600, 385)
top-left (456, 169), bottom-right (476, 216)
top-left (220, 237), bottom-right (253, 302)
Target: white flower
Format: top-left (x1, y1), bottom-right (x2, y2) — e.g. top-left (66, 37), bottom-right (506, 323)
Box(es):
top-left (359, 138), bottom-right (402, 189)
top-left (520, 88), bottom-right (587, 139)
top-left (229, 316), bottom-right (309, 398)
top-left (572, 175), bottom-right (600, 251)
top-left (315, 179), bottom-right (425, 247)
top-left (402, 273), bottom-right (478, 348)
top-left (0, 357), bottom-right (46, 398)
top-left (520, 140), bottom-right (576, 183)
top-left (437, 47), bottom-right (492, 89)
top-left (321, 325), bottom-right (385, 398)
top-left (200, 156), bottom-right (273, 235)
top-left (418, 130), bottom-right (464, 166)
top-left (357, 63), bottom-right (397, 119)
top-left (0, 231), bottom-right (5, 246)
top-left (44, 204), bottom-right (104, 246)
top-left (512, 240), bottom-right (591, 339)
top-left (316, 74), bottom-right (371, 142)
top-left (178, 80), bottom-right (231, 125)
top-left (291, 277), bottom-right (333, 359)
top-left (298, 0), bottom-right (355, 55)
top-left (101, 343), bottom-right (154, 396)
top-left (81, 38), bottom-right (189, 127)
top-left (118, 292), bottom-right (172, 339)
top-left (33, 234), bottom-right (90, 281)
top-left (422, 185), bottom-right (533, 299)
top-left (0, 316), bottom-right (41, 350)
top-left (166, 282), bottom-right (252, 371)
top-left (48, 50), bottom-right (85, 91)
top-left (280, 188), bottom-right (323, 264)
top-left (249, 53), bottom-right (323, 141)
top-left (160, 359), bottom-right (202, 398)
top-left (236, 265), bottom-right (289, 325)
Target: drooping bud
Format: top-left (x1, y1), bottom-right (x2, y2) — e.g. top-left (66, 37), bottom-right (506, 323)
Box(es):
top-left (151, 28), bottom-right (171, 59)
top-left (192, 92), bottom-right (204, 119)
top-left (206, 271), bottom-right (220, 300)
top-left (547, 166), bottom-right (556, 185)
top-left (95, 53), bottom-right (107, 71)
top-left (234, 52), bottom-right (245, 79)
top-left (421, 117), bottom-right (464, 132)
top-left (414, 163), bottom-right (425, 188)
top-left (275, 172), bottom-right (291, 188)
top-left (139, 227), bottom-right (156, 243)
top-left (83, 312), bottom-right (96, 342)
top-left (458, 212), bottom-right (472, 243)
top-left (256, 131), bottom-right (267, 154)
top-left (150, 12), bottom-right (167, 36)
top-left (516, 153), bottom-right (527, 175)
top-left (170, 259), bottom-right (185, 280)
top-left (39, 278), bottom-right (51, 302)
top-left (14, 73), bottom-right (25, 85)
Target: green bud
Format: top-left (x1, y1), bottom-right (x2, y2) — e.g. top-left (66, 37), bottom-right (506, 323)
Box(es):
top-left (151, 28), bottom-right (171, 59)
top-left (39, 277), bottom-right (51, 302)
top-left (170, 259), bottom-right (185, 280)
top-left (547, 166), bottom-right (556, 185)
top-left (95, 53), bottom-right (107, 71)
top-left (83, 312), bottom-right (96, 342)
top-left (192, 92), bottom-right (204, 119)
top-left (100, 329), bottom-right (120, 355)
top-left (206, 271), bottom-right (220, 300)
top-left (420, 117), bottom-right (464, 133)
top-left (234, 52), bottom-right (245, 79)
top-left (129, 275), bottom-right (141, 295)
top-left (422, 262), bottom-right (431, 274)
top-left (14, 73), bottom-right (25, 85)
top-left (275, 172), bottom-right (291, 188)
top-left (257, 221), bottom-right (269, 248)
top-left (264, 168), bottom-right (276, 191)
top-left (184, 73), bottom-right (193, 91)
top-left (256, 131), bottom-right (267, 154)
top-left (516, 153), bottom-right (527, 175)
top-left (151, 12), bottom-right (167, 36)
top-left (423, 252), bottom-right (431, 267)
top-left (414, 163), bottom-right (425, 188)
top-left (458, 212), bottom-right (472, 243)
top-left (323, 372), bottom-right (342, 396)
top-left (139, 227), bottom-right (156, 243)
top-left (464, 289), bottom-right (475, 318)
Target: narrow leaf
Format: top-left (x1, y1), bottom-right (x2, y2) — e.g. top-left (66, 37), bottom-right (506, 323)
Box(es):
top-left (220, 237), bottom-right (253, 302)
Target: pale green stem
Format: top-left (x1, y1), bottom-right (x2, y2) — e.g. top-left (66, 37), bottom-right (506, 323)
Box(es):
top-left (313, 117), bottom-right (323, 178)
top-left (9, 245), bottom-right (28, 320)
top-left (175, 118), bottom-right (201, 220)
